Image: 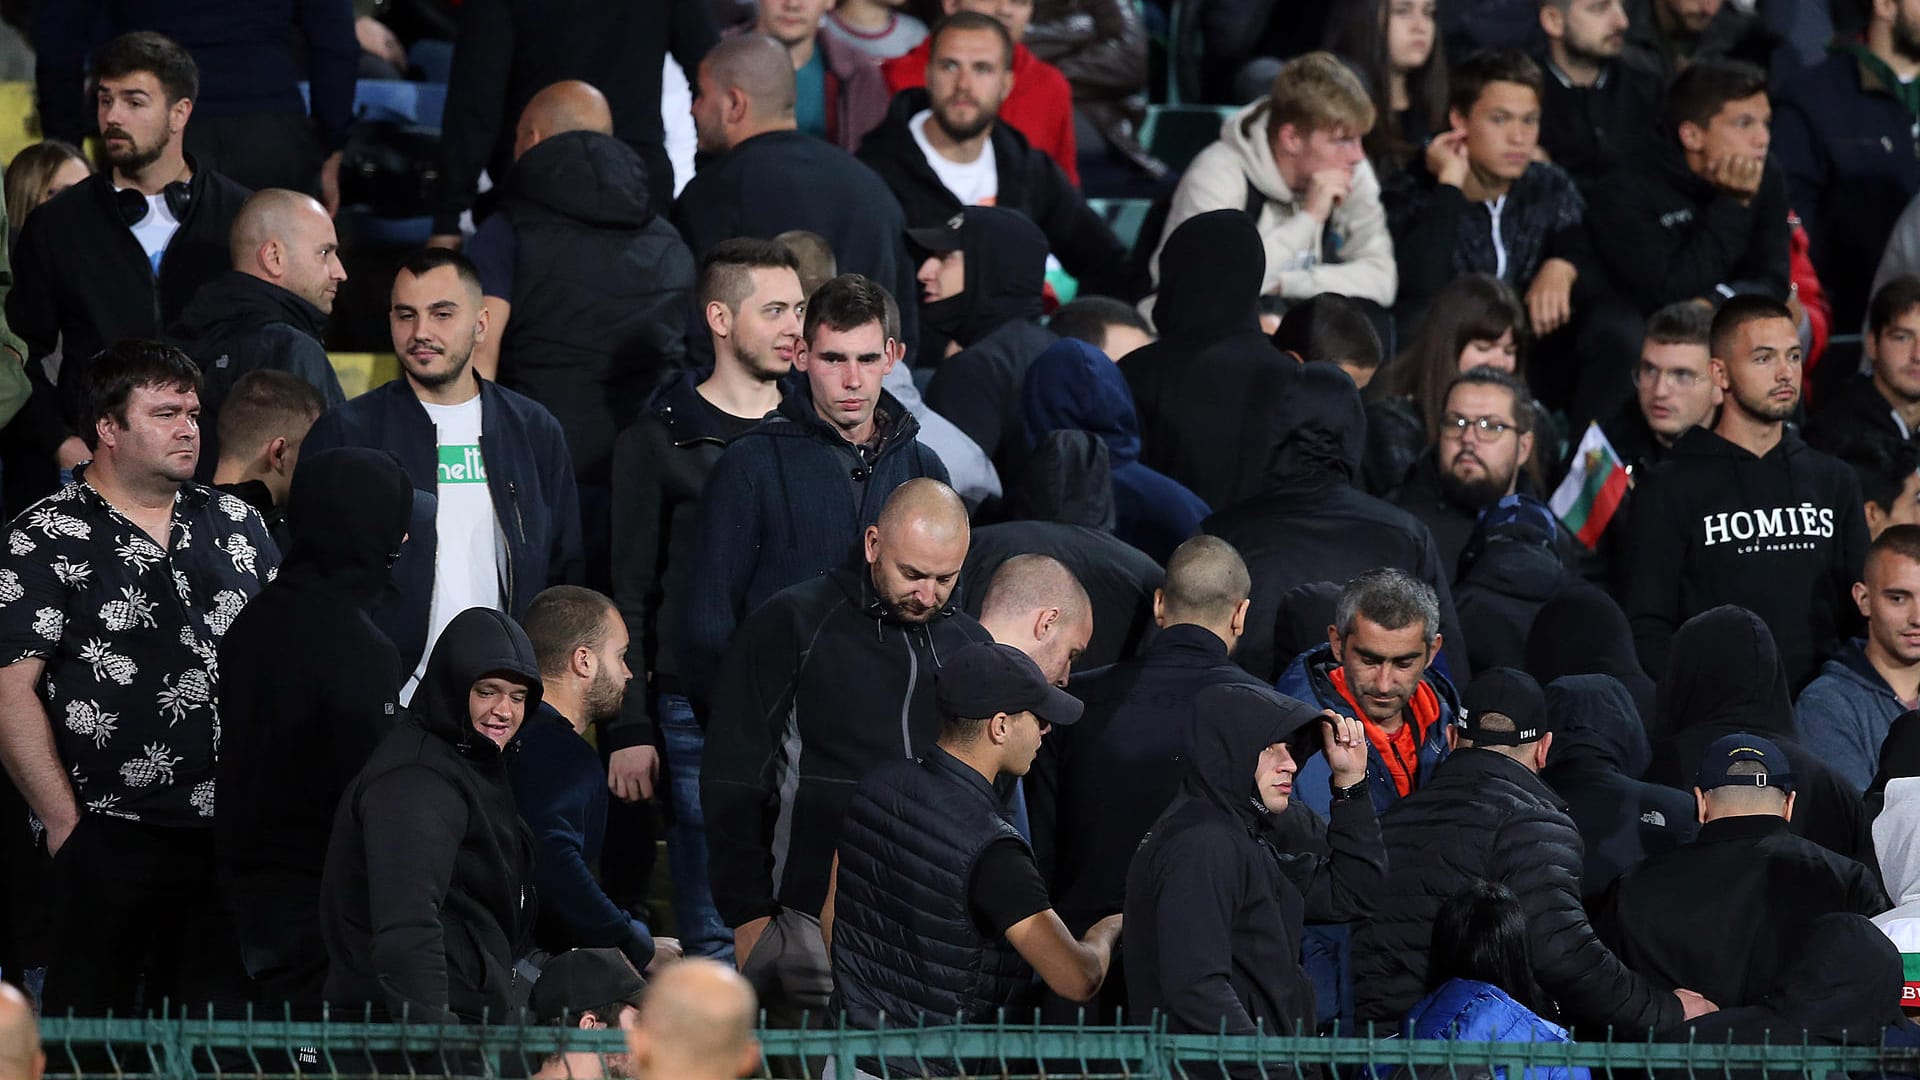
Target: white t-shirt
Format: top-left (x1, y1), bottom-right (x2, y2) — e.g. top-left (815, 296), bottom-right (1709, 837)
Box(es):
top-left (122, 190), bottom-right (181, 276)
top-left (909, 110), bottom-right (998, 207)
top-left (405, 396), bottom-right (504, 700)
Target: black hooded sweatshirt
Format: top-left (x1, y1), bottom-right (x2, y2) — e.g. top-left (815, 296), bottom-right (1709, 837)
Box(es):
top-left (1646, 605), bottom-right (1875, 865)
top-left (1122, 210), bottom-right (1300, 513)
top-left (216, 448), bottom-right (412, 1001)
top-left (1620, 423), bottom-right (1867, 688)
top-left (495, 130), bottom-right (695, 484)
top-left (1125, 683), bottom-right (1384, 1055)
top-left (923, 207), bottom-right (1059, 468)
top-left (958, 431), bottom-right (1165, 673)
top-left (1524, 586), bottom-right (1658, 733)
top-left (170, 270), bottom-right (348, 479)
top-left (1655, 913), bottom-right (1915, 1055)
top-left (320, 608), bottom-right (541, 1024)
top-left (1200, 363), bottom-right (1468, 683)
top-left (1539, 675), bottom-right (1697, 900)
top-left (1868, 710), bottom-right (1920, 821)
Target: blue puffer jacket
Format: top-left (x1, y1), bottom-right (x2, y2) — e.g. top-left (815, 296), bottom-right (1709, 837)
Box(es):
top-left (1388, 979), bottom-right (1589, 1080)
top-left (1021, 337), bottom-right (1209, 563)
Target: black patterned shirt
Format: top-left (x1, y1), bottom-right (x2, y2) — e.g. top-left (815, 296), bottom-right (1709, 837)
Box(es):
top-left (0, 480), bottom-right (279, 828)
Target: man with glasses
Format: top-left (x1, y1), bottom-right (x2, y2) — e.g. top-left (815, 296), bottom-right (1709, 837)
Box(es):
top-left (1393, 366), bottom-right (1556, 575)
top-left (1621, 295), bottom-right (1869, 686)
top-left (1605, 301), bottom-right (1721, 477)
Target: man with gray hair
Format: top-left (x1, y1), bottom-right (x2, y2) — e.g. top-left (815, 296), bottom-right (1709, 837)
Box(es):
top-left (1277, 568), bottom-right (1463, 817)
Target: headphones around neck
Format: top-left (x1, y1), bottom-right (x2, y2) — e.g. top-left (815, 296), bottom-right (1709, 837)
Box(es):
top-left (115, 179), bottom-right (193, 227)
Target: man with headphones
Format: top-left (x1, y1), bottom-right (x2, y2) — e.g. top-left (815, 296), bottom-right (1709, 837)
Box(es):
top-left (6, 31), bottom-right (249, 509)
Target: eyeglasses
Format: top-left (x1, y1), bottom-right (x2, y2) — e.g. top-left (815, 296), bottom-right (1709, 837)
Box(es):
top-left (1634, 363), bottom-right (1703, 389)
top-left (1439, 414), bottom-right (1518, 440)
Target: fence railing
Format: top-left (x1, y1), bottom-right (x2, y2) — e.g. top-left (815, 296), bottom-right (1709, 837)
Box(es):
top-left (32, 1015), bottom-right (1920, 1080)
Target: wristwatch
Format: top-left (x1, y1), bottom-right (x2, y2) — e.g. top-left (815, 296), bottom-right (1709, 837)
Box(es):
top-left (1330, 778), bottom-right (1368, 803)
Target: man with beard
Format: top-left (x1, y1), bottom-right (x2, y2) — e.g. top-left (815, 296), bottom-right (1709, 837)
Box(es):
top-left (858, 13), bottom-right (1138, 301)
top-left (1535, 0), bottom-right (1663, 189)
top-left (172, 188), bottom-right (349, 477)
top-left (1392, 367), bottom-right (1544, 576)
top-left (1796, 526), bottom-right (1920, 793)
top-left (8, 32), bottom-right (249, 498)
top-left (302, 249), bottom-right (583, 701)
top-left (1808, 276), bottom-right (1920, 455)
top-left (1622, 295), bottom-right (1868, 686)
top-left (1621, 0), bottom-right (1775, 81)
top-left (702, 478), bottom-right (991, 1021)
top-left (1775, 0), bottom-right (1920, 334)
top-left (514, 587), bottom-right (678, 972)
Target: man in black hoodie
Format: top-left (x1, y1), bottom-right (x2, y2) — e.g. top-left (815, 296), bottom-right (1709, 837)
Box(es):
top-left (608, 239), bottom-right (799, 963)
top-left (1647, 605), bottom-right (1875, 866)
top-left (678, 274), bottom-right (948, 704)
top-left (468, 81), bottom-right (694, 509)
top-left (917, 207), bottom-right (1057, 469)
top-left (216, 447), bottom-right (411, 1011)
top-left (1539, 674), bottom-right (1697, 901)
top-left (1807, 276), bottom-right (1920, 456)
top-left (1600, 732), bottom-right (1888, 1011)
top-left (320, 607), bottom-right (541, 1024)
top-left (701, 479), bottom-right (990, 1020)
top-left (1621, 295), bottom-right (1867, 687)
top-left (172, 188), bottom-right (347, 478)
top-left (1121, 210), bottom-right (1299, 512)
top-left (1203, 362), bottom-right (1468, 683)
top-left (1589, 58), bottom-right (1790, 316)
top-left (958, 431), bottom-right (1164, 671)
top-left (1125, 683), bottom-right (1382, 1051)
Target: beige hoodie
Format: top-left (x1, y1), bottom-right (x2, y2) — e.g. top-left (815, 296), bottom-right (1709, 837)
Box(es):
top-left (1149, 99), bottom-right (1397, 309)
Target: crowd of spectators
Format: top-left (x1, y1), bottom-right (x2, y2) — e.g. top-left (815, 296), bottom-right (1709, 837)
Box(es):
top-left (9, 0), bottom-right (1920, 1072)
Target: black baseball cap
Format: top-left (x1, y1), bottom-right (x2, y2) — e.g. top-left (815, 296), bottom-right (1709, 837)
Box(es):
top-left (1698, 732), bottom-right (1796, 792)
top-left (1459, 668), bottom-right (1552, 746)
top-left (529, 948), bottom-right (647, 1023)
top-left (936, 642), bottom-right (1083, 726)
top-left (906, 210), bottom-right (969, 255)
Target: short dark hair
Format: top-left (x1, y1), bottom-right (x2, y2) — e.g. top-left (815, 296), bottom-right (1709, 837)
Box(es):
top-left (1841, 438), bottom-right (1920, 519)
top-left (1709, 294), bottom-right (1796, 363)
top-left (522, 585), bottom-right (618, 679)
top-left (700, 237), bottom-right (800, 312)
top-left (929, 11), bottom-right (1015, 69)
top-left (82, 340), bottom-right (203, 451)
top-left (1873, 523), bottom-right (1920, 568)
top-left (1871, 275), bottom-right (1920, 338)
top-left (1270, 294), bottom-right (1384, 371)
top-left (1664, 57), bottom-right (1768, 133)
top-left (1447, 49), bottom-right (1542, 117)
top-left (803, 273), bottom-right (891, 344)
top-left (1645, 301), bottom-right (1713, 348)
top-left (396, 247), bottom-right (484, 299)
top-left (1048, 296), bottom-right (1152, 354)
top-left (215, 370), bottom-right (325, 464)
top-left (94, 32), bottom-right (199, 105)
top-left (1426, 881), bottom-right (1549, 1016)
top-left (1445, 365), bottom-right (1535, 434)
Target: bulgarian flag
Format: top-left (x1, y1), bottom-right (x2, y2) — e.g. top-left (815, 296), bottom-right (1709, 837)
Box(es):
top-left (1550, 422), bottom-right (1631, 549)
top-left (1905, 953), bottom-right (1920, 1011)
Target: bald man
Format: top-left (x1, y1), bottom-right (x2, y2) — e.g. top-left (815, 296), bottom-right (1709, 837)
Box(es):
top-left (702, 478), bottom-right (990, 1022)
top-left (171, 187), bottom-right (348, 479)
top-left (1027, 536), bottom-right (1269, 1020)
top-left (626, 960), bottom-right (761, 1080)
top-left (671, 34), bottom-right (921, 363)
top-left (465, 78), bottom-right (695, 586)
top-left (0, 984), bottom-right (41, 1080)
top-left (978, 554), bottom-right (1093, 687)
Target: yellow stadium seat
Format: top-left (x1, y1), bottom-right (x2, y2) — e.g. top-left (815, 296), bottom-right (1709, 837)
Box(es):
top-left (0, 82), bottom-right (45, 167)
top-left (327, 353), bottom-right (400, 400)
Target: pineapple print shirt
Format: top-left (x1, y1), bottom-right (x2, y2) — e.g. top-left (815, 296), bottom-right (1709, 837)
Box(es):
top-left (0, 479), bottom-right (279, 828)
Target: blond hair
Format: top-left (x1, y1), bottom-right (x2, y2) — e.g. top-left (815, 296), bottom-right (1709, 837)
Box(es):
top-left (1266, 52), bottom-right (1376, 142)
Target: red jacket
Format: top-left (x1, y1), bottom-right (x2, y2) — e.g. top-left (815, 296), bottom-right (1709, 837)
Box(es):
top-left (882, 41), bottom-right (1080, 186)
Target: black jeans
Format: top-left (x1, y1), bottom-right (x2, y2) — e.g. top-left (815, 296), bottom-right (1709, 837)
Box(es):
top-left (41, 817), bottom-right (244, 1018)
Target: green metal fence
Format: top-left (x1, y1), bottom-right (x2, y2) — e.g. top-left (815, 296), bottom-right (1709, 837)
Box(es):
top-left (29, 1017), bottom-right (1920, 1080)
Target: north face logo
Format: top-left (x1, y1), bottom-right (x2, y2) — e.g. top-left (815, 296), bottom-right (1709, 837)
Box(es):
top-left (1641, 810), bottom-right (1667, 827)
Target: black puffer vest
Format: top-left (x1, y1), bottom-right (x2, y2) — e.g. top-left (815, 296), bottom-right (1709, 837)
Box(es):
top-left (831, 747), bottom-right (1033, 1027)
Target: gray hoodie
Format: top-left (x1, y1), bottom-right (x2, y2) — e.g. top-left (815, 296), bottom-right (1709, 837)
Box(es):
top-left (1795, 639), bottom-right (1908, 795)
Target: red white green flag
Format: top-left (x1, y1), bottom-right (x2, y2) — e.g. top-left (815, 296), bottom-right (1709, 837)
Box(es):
top-left (1550, 422), bottom-right (1631, 549)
